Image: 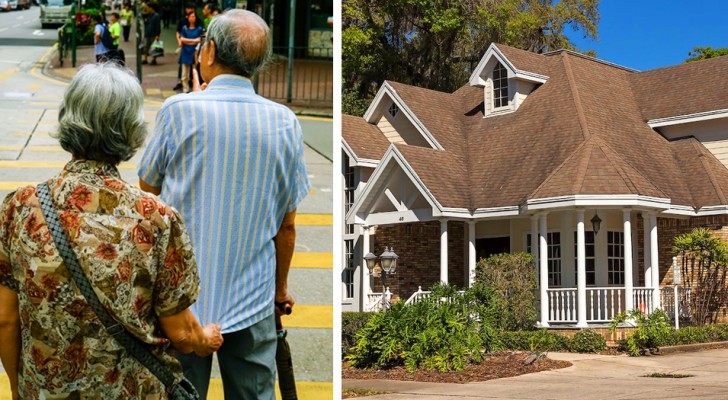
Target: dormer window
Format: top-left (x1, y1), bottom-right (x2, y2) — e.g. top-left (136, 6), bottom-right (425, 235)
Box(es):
top-left (388, 103), bottom-right (400, 118)
top-left (493, 61), bottom-right (508, 108)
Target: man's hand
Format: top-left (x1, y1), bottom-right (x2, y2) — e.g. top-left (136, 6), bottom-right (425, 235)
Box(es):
top-left (192, 69), bottom-right (207, 92)
top-left (275, 292), bottom-right (295, 316)
top-left (199, 323), bottom-right (223, 357)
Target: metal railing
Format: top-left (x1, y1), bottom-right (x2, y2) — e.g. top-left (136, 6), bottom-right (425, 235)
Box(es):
top-left (660, 286), bottom-right (692, 320)
top-left (253, 46), bottom-right (333, 106)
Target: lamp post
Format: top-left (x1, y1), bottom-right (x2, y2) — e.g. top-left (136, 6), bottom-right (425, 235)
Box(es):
top-left (364, 247), bottom-right (399, 310)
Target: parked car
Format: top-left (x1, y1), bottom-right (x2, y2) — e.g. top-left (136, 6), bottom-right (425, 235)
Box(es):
top-left (0, 0), bottom-right (18, 11)
top-left (17, 0), bottom-right (30, 9)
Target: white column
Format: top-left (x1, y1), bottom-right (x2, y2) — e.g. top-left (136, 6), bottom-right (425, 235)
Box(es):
top-left (576, 210), bottom-right (587, 327)
top-left (530, 215), bottom-right (538, 262)
top-left (440, 219), bottom-right (449, 284)
top-left (643, 213), bottom-right (651, 288)
top-left (539, 213), bottom-right (549, 327)
top-left (650, 213), bottom-right (661, 309)
top-left (623, 210), bottom-right (634, 312)
top-left (362, 225), bottom-right (371, 297)
top-left (468, 221), bottom-right (476, 287)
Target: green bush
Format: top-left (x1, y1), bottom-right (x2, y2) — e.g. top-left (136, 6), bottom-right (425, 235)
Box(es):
top-left (611, 309), bottom-right (675, 356)
top-left (498, 330), bottom-right (570, 352)
top-left (475, 253), bottom-right (538, 331)
top-left (568, 329), bottom-right (606, 353)
top-left (347, 283), bottom-right (501, 372)
top-left (342, 312), bottom-right (373, 357)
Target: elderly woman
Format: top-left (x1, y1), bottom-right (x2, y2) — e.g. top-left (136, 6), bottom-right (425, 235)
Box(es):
top-left (0, 63), bottom-right (223, 399)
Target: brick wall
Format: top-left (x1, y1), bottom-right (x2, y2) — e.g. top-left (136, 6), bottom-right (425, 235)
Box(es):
top-left (371, 220), bottom-right (466, 302)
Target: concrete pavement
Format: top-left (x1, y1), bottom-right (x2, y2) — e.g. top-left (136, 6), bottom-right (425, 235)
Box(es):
top-left (344, 349), bottom-right (728, 399)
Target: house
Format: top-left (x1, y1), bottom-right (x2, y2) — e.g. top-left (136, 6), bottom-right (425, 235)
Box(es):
top-left (341, 43), bottom-right (728, 327)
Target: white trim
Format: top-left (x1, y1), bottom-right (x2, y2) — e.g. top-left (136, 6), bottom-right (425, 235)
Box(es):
top-left (662, 204), bottom-right (728, 216)
top-left (362, 82), bottom-right (444, 151)
top-left (469, 44), bottom-right (548, 87)
top-left (523, 194), bottom-right (671, 211)
top-left (341, 139), bottom-right (380, 168)
top-left (648, 109), bottom-right (728, 128)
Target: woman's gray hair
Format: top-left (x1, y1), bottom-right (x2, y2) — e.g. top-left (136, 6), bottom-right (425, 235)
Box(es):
top-left (205, 9), bottom-right (272, 77)
top-left (55, 63), bottom-right (147, 165)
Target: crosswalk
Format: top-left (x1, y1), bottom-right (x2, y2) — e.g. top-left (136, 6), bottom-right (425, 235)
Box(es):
top-left (0, 70), bottom-right (333, 398)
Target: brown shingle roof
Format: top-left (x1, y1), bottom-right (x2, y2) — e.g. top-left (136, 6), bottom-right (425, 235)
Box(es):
top-left (341, 114), bottom-right (390, 162)
top-left (496, 44), bottom-right (551, 77)
top-left (395, 145), bottom-right (471, 209)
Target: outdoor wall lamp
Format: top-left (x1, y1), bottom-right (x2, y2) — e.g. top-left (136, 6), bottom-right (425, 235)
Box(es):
top-left (591, 212), bottom-right (602, 235)
top-left (364, 247), bottom-right (399, 275)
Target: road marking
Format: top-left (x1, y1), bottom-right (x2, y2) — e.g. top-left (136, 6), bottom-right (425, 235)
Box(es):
top-left (299, 116), bottom-right (332, 122)
top-left (27, 146), bottom-right (64, 152)
top-left (292, 252), bottom-right (332, 269)
top-left (296, 214), bottom-right (333, 226)
top-left (0, 68), bottom-right (19, 82)
top-left (30, 101), bottom-right (60, 107)
top-left (283, 305), bottom-right (332, 329)
top-left (32, 30), bottom-right (44, 36)
top-left (30, 45), bottom-right (68, 87)
top-left (0, 145), bottom-right (23, 151)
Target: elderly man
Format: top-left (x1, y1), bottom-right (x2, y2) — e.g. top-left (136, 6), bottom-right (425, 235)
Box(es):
top-left (138, 10), bottom-right (309, 400)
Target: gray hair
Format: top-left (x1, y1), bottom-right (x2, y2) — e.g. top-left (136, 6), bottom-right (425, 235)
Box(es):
top-left (205, 9), bottom-right (271, 77)
top-left (56, 63), bottom-right (147, 165)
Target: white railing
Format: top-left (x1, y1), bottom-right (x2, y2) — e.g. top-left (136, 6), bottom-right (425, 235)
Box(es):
top-left (405, 286), bottom-right (430, 304)
top-left (366, 292), bottom-right (384, 312)
top-left (585, 287), bottom-right (624, 322)
top-left (548, 288), bottom-right (577, 322)
top-left (633, 287), bottom-right (654, 314)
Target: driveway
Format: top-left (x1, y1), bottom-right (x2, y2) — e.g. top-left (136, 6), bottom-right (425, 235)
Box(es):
top-left (343, 349), bottom-right (728, 399)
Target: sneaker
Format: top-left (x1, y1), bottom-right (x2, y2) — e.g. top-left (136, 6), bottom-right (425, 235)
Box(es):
top-left (142, 60), bottom-right (148, 65)
top-left (150, 60), bottom-right (158, 65)
top-left (173, 83), bottom-right (183, 91)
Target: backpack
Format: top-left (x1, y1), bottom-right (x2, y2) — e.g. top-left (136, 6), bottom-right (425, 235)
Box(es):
top-left (98, 23), bottom-right (115, 50)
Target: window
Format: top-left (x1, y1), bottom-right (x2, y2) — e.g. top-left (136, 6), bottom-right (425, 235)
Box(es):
top-left (528, 232), bottom-right (561, 286)
top-left (608, 231), bottom-right (625, 285)
top-left (492, 61), bottom-right (508, 108)
top-left (388, 103), bottom-right (400, 118)
top-left (343, 239), bottom-right (355, 299)
top-left (548, 232), bottom-right (561, 287)
top-left (574, 231), bottom-right (596, 286)
top-left (343, 151), bottom-right (355, 235)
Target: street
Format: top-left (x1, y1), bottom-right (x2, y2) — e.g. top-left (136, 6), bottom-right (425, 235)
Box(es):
top-left (0, 8), bottom-right (333, 399)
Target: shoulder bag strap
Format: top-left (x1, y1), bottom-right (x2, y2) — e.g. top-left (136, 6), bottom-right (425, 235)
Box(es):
top-left (36, 182), bottom-right (197, 399)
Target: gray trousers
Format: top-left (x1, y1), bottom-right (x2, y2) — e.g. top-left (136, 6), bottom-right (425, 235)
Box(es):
top-left (177, 313), bottom-right (277, 400)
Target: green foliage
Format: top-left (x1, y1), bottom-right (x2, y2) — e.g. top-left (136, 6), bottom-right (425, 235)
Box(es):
top-left (686, 47), bottom-right (728, 63)
top-left (610, 309), bottom-right (675, 356)
top-left (673, 228), bottom-right (728, 325)
top-left (347, 283), bottom-right (502, 372)
top-left (568, 329), bottom-right (606, 353)
top-left (498, 330), bottom-right (570, 352)
top-left (342, 0), bottom-right (600, 111)
top-left (475, 252), bottom-right (538, 331)
top-left (342, 312), bottom-right (374, 357)
top-left (673, 324), bottom-right (728, 344)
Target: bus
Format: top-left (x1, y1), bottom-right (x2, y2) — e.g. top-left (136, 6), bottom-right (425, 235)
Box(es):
top-left (39, 0), bottom-right (72, 28)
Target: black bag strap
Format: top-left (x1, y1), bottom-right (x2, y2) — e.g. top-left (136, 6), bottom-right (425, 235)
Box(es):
top-left (36, 182), bottom-right (198, 400)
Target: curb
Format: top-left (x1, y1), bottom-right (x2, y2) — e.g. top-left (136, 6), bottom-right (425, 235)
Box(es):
top-left (656, 341), bottom-right (728, 355)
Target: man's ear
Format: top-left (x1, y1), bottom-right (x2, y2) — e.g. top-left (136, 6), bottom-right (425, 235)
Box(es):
top-left (205, 40), bottom-right (217, 67)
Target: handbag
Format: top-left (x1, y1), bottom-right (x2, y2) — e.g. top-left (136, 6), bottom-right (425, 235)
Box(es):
top-left (150, 39), bottom-right (165, 57)
top-left (36, 182), bottom-right (199, 400)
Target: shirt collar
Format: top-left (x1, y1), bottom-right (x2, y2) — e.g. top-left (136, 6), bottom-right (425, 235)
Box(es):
top-left (63, 159), bottom-right (121, 179)
top-left (205, 74), bottom-right (255, 92)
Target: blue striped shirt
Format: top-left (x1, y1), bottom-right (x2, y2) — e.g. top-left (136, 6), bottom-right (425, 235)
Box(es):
top-left (138, 75), bottom-right (310, 333)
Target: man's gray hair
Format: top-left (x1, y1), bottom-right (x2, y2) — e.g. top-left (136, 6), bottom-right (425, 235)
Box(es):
top-left (206, 9), bottom-right (272, 77)
top-left (56, 63), bottom-right (147, 164)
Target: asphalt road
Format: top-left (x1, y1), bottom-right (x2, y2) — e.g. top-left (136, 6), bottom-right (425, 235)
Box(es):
top-left (0, 6), bottom-right (58, 47)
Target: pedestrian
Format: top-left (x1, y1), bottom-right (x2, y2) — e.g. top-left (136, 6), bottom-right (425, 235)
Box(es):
top-left (92, 13), bottom-right (110, 62)
top-left (138, 10), bottom-right (310, 400)
top-left (142, 2), bottom-right (161, 65)
top-left (0, 63), bottom-right (224, 400)
top-left (120, 3), bottom-right (133, 42)
top-left (173, 2), bottom-right (197, 91)
top-left (161, 0), bottom-right (172, 28)
top-left (178, 11), bottom-right (203, 93)
top-left (109, 12), bottom-right (121, 49)
top-left (202, 1), bottom-right (218, 29)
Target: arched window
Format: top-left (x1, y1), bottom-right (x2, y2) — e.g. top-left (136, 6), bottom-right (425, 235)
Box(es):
top-left (492, 61), bottom-right (508, 108)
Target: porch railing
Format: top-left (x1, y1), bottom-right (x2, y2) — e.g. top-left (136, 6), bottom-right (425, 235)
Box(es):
top-left (547, 287), bottom-right (660, 323)
top-left (405, 286), bottom-right (466, 305)
top-left (366, 292), bottom-right (384, 312)
top-left (548, 288), bottom-right (577, 322)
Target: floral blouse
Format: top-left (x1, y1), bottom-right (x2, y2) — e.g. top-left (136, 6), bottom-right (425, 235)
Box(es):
top-left (0, 160), bottom-right (200, 399)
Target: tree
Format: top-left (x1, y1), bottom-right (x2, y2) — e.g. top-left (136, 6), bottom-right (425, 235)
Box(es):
top-left (673, 228), bottom-right (728, 325)
top-left (686, 47), bottom-right (728, 63)
top-left (343, 0), bottom-right (600, 115)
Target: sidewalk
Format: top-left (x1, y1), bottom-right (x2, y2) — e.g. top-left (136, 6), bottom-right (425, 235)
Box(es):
top-left (45, 22), bottom-right (333, 117)
top-left (343, 349), bottom-right (728, 399)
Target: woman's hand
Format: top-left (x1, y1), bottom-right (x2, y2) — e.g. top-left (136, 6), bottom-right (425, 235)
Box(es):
top-left (198, 323), bottom-right (224, 357)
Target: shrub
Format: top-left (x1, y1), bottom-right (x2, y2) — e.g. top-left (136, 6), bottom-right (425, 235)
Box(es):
top-left (611, 309), bottom-right (675, 356)
top-left (475, 252), bottom-right (538, 331)
top-left (498, 330), bottom-right (570, 352)
top-left (342, 312), bottom-right (373, 358)
top-left (568, 329), bottom-right (606, 353)
top-left (347, 283), bottom-right (502, 372)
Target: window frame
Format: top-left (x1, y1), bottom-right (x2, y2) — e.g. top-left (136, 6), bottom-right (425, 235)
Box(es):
top-left (492, 61), bottom-right (509, 110)
top-left (607, 231), bottom-right (625, 286)
top-left (573, 231), bottom-right (596, 286)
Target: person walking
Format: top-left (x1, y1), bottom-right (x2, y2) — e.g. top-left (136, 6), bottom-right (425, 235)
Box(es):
top-left (142, 2), bottom-right (161, 65)
top-left (138, 10), bottom-right (310, 400)
top-left (173, 2), bottom-right (196, 91)
top-left (0, 63), bottom-right (224, 400)
top-left (120, 3), bottom-right (133, 42)
top-left (92, 13), bottom-right (110, 62)
top-left (178, 12), bottom-right (203, 93)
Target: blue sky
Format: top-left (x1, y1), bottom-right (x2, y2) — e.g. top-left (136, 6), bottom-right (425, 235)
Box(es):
top-left (566, 0), bottom-right (728, 71)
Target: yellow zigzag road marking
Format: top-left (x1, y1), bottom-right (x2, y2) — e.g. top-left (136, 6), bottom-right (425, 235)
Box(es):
top-left (0, 373), bottom-right (333, 400)
top-left (292, 252), bottom-right (332, 269)
top-left (0, 68), bottom-right (19, 81)
top-left (282, 305), bottom-right (332, 329)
